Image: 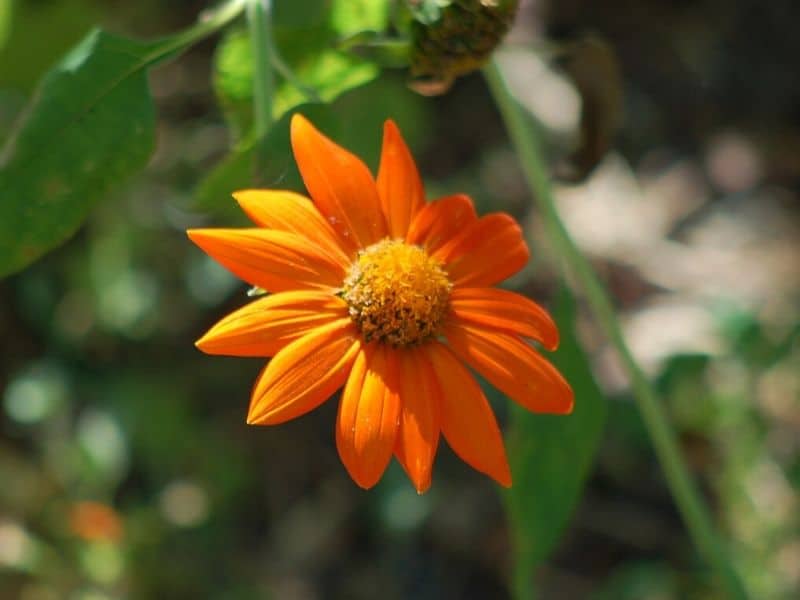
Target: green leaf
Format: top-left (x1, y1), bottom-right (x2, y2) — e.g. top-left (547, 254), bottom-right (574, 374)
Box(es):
top-left (213, 28), bottom-right (256, 143)
top-left (0, 0), bottom-right (246, 277)
top-left (329, 0), bottom-right (390, 35)
top-left (503, 288), bottom-right (608, 594)
top-left (273, 0), bottom-right (328, 29)
top-left (212, 32), bottom-right (379, 144)
top-left (195, 77), bottom-right (430, 216)
top-left (213, 18), bottom-right (379, 145)
top-left (193, 106), bottom-right (310, 218)
top-left (0, 29), bottom-right (161, 277)
top-left (272, 46), bottom-right (377, 119)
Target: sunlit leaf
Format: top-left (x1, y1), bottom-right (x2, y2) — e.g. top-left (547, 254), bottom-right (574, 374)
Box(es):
top-left (213, 28), bottom-right (256, 143)
top-left (329, 0), bottom-right (390, 35)
top-left (213, 19), bottom-right (379, 145)
top-left (272, 47), bottom-right (377, 119)
top-left (503, 288), bottom-right (607, 592)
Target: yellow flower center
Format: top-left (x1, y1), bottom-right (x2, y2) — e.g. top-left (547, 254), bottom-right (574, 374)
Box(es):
top-left (342, 239), bottom-right (452, 347)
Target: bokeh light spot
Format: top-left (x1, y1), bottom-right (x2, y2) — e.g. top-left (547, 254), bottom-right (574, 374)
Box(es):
top-left (159, 480), bottom-right (210, 528)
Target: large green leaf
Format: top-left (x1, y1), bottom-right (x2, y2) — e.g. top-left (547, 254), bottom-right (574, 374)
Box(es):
top-left (0, 0), bottom-right (247, 277)
top-left (503, 288), bottom-right (608, 596)
top-left (0, 29), bottom-right (164, 277)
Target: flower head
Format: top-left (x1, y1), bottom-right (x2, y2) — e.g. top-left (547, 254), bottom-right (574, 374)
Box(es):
top-left (188, 115), bottom-right (573, 492)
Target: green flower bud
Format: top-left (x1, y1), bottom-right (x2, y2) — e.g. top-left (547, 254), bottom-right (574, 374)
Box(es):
top-left (408, 0), bottom-right (520, 95)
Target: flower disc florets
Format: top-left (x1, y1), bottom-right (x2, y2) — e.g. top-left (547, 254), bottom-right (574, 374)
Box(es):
top-left (342, 239), bottom-right (452, 346)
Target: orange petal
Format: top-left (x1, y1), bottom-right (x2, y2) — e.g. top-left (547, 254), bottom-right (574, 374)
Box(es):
top-left (424, 342), bottom-right (511, 487)
top-left (336, 343), bottom-right (401, 489)
top-left (290, 114), bottom-right (387, 251)
top-left (448, 287), bottom-right (559, 351)
top-left (232, 189), bottom-right (350, 269)
top-left (187, 228), bottom-right (346, 292)
top-left (196, 290), bottom-right (348, 357)
top-left (444, 322), bottom-right (574, 415)
top-left (377, 120), bottom-right (425, 238)
top-left (434, 213), bottom-right (529, 287)
top-left (248, 319), bottom-right (360, 425)
top-left (406, 194), bottom-right (477, 253)
top-left (394, 347), bottom-right (441, 493)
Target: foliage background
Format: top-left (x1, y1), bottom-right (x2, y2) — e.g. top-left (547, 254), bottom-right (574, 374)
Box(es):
top-left (1, 0), bottom-right (798, 598)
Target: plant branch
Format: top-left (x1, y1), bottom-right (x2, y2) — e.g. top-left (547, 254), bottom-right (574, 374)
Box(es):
top-left (246, 0), bottom-right (275, 138)
top-left (156, 0), bottom-right (247, 63)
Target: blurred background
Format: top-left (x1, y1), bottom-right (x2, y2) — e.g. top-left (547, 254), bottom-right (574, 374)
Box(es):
top-left (1, 0), bottom-right (798, 598)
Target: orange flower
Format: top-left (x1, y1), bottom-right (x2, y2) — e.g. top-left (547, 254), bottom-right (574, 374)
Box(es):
top-left (189, 115), bottom-right (573, 492)
top-left (69, 501), bottom-right (124, 542)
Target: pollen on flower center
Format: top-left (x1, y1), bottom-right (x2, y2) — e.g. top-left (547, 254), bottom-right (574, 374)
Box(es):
top-left (341, 239), bottom-right (452, 346)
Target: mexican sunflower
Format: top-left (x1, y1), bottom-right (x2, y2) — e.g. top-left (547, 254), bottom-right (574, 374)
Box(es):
top-left (188, 115), bottom-right (573, 493)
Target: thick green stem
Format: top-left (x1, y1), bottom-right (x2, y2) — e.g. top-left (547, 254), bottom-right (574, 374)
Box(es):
top-left (246, 0), bottom-right (274, 138)
top-left (483, 60), bottom-right (748, 599)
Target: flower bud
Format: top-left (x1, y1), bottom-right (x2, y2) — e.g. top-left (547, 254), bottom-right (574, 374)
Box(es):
top-left (408, 0), bottom-right (520, 95)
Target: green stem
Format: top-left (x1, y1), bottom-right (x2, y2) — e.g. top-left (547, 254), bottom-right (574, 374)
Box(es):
top-left (483, 60), bottom-right (748, 600)
top-left (246, 0), bottom-right (274, 138)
